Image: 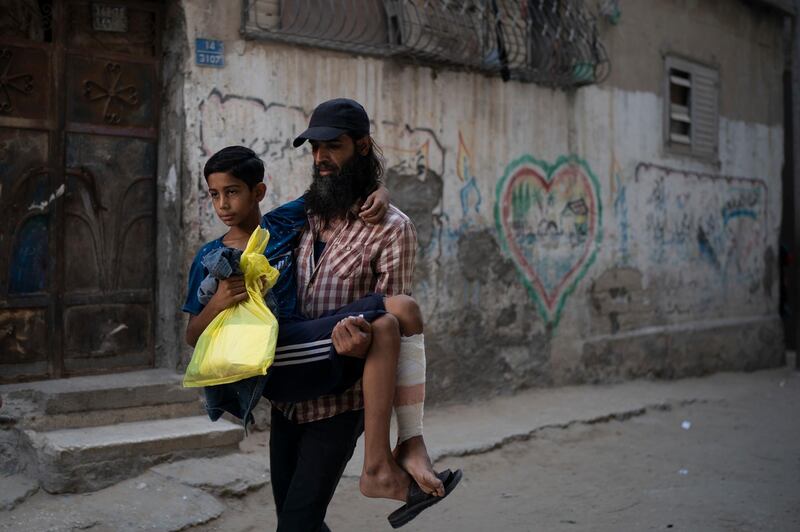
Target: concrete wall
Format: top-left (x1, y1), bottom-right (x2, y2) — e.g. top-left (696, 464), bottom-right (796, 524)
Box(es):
top-left (158, 0), bottom-right (786, 403)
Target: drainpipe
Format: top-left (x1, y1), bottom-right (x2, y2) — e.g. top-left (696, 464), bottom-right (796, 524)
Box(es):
top-left (792, 0), bottom-right (800, 368)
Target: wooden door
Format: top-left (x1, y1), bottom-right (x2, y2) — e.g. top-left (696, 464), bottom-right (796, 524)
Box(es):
top-left (0, 0), bottom-right (162, 382)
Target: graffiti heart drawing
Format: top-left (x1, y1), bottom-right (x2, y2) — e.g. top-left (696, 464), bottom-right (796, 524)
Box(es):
top-left (494, 154), bottom-right (603, 327)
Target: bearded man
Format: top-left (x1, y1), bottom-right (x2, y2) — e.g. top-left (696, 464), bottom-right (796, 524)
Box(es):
top-left (268, 98), bottom-right (457, 531)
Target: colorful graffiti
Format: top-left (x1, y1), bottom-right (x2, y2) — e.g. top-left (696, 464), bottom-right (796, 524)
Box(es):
top-left (456, 132), bottom-right (470, 183)
top-left (197, 90), bottom-right (449, 239)
top-left (198, 88), bottom-right (309, 160)
top-left (609, 156), bottom-right (630, 264)
top-left (494, 154), bottom-right (603, 327)
top-left (629, 164), bottom-right (769, 301)
top-left (456, 132), bottom-right (482, 219)
top-left (381, 123), bottom-right (446, 251)
top-left (460, 177), bottom-right (481, 218)
top-left (382, 123), bottom-right (445, 179)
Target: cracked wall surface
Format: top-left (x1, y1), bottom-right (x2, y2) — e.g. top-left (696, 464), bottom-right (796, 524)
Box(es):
top-left (160, 0), bottom-right (787, 401)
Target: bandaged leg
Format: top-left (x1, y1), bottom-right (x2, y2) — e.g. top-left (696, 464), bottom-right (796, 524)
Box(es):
top-left (394, 333), bottom-right (426, 443)
top-left (392, 333), bottom-right (443, 496)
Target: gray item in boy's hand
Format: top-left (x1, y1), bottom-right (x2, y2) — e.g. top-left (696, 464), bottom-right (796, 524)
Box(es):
top-left (197, 247), bottom-right (244, 306)
top-left (204, 247), bottom-right (244, 279)
top-left (197, 246), bottom-right (279, 316)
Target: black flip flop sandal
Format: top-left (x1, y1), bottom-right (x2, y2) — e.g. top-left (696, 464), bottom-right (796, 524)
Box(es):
top-left (387, 468), bottom-right (463, 529)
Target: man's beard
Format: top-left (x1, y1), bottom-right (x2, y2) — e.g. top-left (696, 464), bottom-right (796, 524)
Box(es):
top-left (304, 154), bottom-right (378, 224)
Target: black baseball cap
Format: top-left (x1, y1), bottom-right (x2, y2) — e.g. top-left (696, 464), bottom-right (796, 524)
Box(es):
top-left (293, 98), bottom-right (370, 148)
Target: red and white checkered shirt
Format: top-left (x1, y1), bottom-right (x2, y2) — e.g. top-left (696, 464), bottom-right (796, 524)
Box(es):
top-left (273, 204), bottom-right (417, 423)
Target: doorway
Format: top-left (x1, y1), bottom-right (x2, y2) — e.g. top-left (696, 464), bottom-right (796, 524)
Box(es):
top-left (0, 0), bottom-right (162, 382)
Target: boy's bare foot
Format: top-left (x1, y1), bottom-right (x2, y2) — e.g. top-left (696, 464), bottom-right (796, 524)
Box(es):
top-left (394, 435), bottom-right (445, 497)
top-left (359, 459), bottom-right (411, 502)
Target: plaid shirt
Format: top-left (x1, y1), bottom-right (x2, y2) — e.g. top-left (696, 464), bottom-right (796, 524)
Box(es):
top-left (273, 204), bottom-right (417, 423)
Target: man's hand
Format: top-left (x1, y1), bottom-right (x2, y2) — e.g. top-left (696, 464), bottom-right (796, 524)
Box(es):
top-left (208, 276), bottom-right (248, 312)
top-left (331, 316), bottom-right (372, 358)
top-left (360, 185), bottom-right (389, 224)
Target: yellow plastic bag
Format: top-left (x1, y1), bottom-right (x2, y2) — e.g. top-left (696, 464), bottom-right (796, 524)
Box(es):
top-left (183, 227), bottom-right (280, 387)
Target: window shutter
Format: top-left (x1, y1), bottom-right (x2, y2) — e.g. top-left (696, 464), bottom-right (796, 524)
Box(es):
top-left (664, 55), bottom-right (719, 161)
top-left (690, 63), bottom-right (719, 159)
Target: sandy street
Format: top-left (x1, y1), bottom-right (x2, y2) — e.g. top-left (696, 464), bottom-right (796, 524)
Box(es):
top-left (191, 368), bottom-right (800, 532)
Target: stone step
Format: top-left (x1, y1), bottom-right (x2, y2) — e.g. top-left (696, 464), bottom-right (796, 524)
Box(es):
top-left (29, 399), bottom-right (206, 431)
top-left (0, 369), bottom-right (203, 430)
top-left (25, 416), bottom-right (244, 494)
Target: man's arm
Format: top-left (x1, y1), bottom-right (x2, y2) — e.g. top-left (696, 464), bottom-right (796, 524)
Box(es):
top-left (374, 219), bottom-right (418, 295)
top-left (184, 277), bottom-right (248, 347)
top-left (266, 185), bottom-right (389, 227)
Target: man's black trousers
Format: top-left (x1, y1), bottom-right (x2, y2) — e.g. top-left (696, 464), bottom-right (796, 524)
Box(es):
top-left (270, 406), bottom-right (365, 532)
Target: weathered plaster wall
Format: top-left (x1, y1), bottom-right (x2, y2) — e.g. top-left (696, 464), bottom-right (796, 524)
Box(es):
top-left (604, 0), bottom-right (784, 125)
top-left (169, 0), bottom-right (785, 402)
top-left (155, 0), bottom-right (190, 371)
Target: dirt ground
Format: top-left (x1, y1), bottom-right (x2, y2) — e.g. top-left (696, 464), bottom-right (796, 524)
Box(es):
top-left (191, 371), bottom-right (800, 532)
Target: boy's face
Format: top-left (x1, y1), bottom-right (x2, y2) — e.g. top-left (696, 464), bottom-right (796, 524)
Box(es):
top-left (207, 171), bottom-right (265, 227)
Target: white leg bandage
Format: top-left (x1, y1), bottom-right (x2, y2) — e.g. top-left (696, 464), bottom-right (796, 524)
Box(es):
top-left (394, 333), bottom-right (426, 443)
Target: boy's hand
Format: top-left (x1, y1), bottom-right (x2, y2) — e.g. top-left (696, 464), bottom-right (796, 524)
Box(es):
top-left (360, 185), bottom-right (389, 224)
top-left (209, 276), bottom-right (248, 311)
top-left (332, 316), bottom-right (372, 358)
top-left (185, 276), bottom-right (248, 347)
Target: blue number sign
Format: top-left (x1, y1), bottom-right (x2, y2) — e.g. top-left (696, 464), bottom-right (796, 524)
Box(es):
top-left (196, 39), bottom-right (224, 68)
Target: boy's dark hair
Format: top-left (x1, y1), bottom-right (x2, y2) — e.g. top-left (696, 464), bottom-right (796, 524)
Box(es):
top-left (203, 146), bottom-right (264, 189)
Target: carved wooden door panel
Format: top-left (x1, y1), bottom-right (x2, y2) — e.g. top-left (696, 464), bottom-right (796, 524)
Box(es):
top-left (0, 1), bottom-right (161, 382)
top-left (61, 0), bottom-right (160, 375)
top-left (0, 2), bottom-right (59, 382)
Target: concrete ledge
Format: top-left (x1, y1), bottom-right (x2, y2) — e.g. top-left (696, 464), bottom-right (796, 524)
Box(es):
top-left (21, 400), bottom-right (205, 432)
top-left (0, 369), bottom-right (203, 431)
top-left (2, 369), bottom-right (198, 415)
top-left (26, 416), bottom-right (243, 493)
top-left (578, 315), bottom-right (784, 382)
top-left (0, 369), bottom-right (183, 394)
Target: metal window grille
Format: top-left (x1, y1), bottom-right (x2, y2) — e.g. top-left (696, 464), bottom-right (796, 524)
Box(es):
top-left (241, 0), bottom-right (610, 87)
